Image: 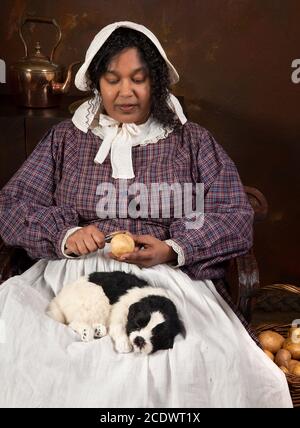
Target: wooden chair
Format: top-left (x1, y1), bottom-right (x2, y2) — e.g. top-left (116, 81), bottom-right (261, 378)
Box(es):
top-left (225, 186), bottom-right (268, 322)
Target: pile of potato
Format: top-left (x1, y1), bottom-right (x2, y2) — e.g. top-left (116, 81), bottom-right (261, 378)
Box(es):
top-left (258, 327), bottom-right (300, 376)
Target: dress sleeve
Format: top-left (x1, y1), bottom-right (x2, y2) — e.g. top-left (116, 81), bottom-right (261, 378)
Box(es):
top-left (169, 128), bottom-right (254, 276)
top-left (0, 125), bottom-right (79, 260)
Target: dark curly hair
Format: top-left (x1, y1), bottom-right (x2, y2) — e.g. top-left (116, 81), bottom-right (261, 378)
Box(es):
top-left (87, 27), bottom-right (182, 133)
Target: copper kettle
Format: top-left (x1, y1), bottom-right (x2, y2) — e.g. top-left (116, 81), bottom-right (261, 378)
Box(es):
top-left (10, 15), bottom-right (80, 108)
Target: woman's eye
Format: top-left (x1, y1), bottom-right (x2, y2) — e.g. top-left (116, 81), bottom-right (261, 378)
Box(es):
top-left (107, 79), bottom-right (145, 84)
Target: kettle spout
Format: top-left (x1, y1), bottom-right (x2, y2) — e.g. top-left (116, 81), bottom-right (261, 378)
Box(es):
top-left (51, 61), bottom-right (81, 94)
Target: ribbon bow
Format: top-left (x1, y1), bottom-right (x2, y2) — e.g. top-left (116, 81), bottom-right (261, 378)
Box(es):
top-left (94, 114), bottom-right (145, 179)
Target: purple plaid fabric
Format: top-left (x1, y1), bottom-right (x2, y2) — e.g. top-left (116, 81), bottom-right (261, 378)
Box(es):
top-left (0, 119), bottom-right (253, 282)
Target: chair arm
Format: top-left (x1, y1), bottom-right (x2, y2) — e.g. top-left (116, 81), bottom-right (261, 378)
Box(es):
top-left (225, 248), bottom-right (260, 322)
top-left (224, 185), bottom-right (268, 322)
top-left (244, 186), bottom-right (268, 222)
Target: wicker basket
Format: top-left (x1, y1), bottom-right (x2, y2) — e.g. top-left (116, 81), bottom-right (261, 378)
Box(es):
top-left (254, 284), bottom-right (300, 407)
top-left (254, 283), bottom-right (300, 312)
top-left (256, 323), bottom-right (300, 407)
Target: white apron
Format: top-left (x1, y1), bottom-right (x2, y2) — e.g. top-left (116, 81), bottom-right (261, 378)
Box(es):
top-left (0, 247), bottom-right (292, 408)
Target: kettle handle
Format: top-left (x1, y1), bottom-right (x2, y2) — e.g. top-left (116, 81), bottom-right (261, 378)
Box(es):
top-left (19, 15), bottom-right (62, 61)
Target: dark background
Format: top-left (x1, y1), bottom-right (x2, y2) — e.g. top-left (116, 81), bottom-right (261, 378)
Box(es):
top-left (0, 0), bottom-right (299, 286)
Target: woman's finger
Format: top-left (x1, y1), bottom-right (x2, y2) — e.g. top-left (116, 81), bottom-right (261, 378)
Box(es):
top-left (83, 237), bottom-right (99, 253)
top-left (75, 239), bottom-right (90, 255)
top-left (130, 234), bottom-right (155, 245)
top-left (119, 248), bottom-right (152, 262)
top-left (91, 231), bottom-right (105, 249)
top-left (64, 246), bottom-right (79, 256)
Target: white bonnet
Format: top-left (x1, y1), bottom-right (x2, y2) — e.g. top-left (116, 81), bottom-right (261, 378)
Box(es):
top-left (74, 21), bottom-right (180, 91)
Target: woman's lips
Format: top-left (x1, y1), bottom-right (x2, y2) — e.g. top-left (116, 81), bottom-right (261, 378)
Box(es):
top-left (117, 105), bottom-right (137, 112)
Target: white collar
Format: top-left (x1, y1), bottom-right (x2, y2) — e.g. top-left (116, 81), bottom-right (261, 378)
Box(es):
top-left (72, 91), bottom-right (187, 132)
top-left (90, 112), bottom-right (173, 179)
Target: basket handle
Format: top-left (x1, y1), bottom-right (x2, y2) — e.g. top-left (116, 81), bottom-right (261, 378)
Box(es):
top-left (255, 284), bottom-right (300, 295)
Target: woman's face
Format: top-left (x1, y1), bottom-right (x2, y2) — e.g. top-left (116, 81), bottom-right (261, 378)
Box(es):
top-left (99, 47), bottom-right (151, 125)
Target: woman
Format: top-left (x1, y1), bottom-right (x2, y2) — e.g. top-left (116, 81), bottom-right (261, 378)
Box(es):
top-left (0, 21), bottom-right (292, 407)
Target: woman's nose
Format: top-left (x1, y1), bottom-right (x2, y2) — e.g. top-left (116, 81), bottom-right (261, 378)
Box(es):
top-left (119, 79), bottom-right (134, 96)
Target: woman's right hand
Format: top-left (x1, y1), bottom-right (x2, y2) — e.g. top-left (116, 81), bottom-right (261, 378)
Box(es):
top-left (65, 225), bottom-right (105, 256)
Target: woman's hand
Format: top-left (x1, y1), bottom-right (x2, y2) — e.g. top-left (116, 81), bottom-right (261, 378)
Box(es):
top-left (108, 234), bottom-right (177, 268)
top-left (65, 225), bottom-right (105, 256)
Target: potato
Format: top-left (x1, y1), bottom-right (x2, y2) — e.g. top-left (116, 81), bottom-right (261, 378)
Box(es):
top-left (275, 349), bottom-right (291, 368)
top-left (280, 366), bottom-right (289, 374)
top-left (264, 350), bottom-right (274, 361)
top-left (288, 359), bottom-right (299, 372)
top-left (258, 331), bottom-right (285, 353)
top-left (282, 339), bottom-right (300, 360)
top-left (111, 233), bottom-right (135, 257)
top-left (291, 363), bottom-right (300, 376)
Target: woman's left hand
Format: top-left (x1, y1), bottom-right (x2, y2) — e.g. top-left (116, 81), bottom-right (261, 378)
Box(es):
top-left (108, 234), bottom-right (177, 268)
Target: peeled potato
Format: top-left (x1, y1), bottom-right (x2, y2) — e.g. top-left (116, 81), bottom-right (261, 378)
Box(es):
top-left (275, 348), bottom-right (291, 368)
top-left (264, 350), bottom-right (274, 361)
top-left (111, 233), bottom-right (135, 257)
top-left (282, 339), bottom-right (300, 360)
top-left (258, 331), bottom-right (285, 353)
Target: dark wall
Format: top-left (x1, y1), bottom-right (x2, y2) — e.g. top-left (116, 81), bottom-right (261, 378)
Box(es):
top-left (0, 0), bottom-right (299, 285)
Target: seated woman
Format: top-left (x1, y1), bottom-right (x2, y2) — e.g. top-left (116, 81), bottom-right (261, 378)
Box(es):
top-left (0, 21), bottom-right (292, 407)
